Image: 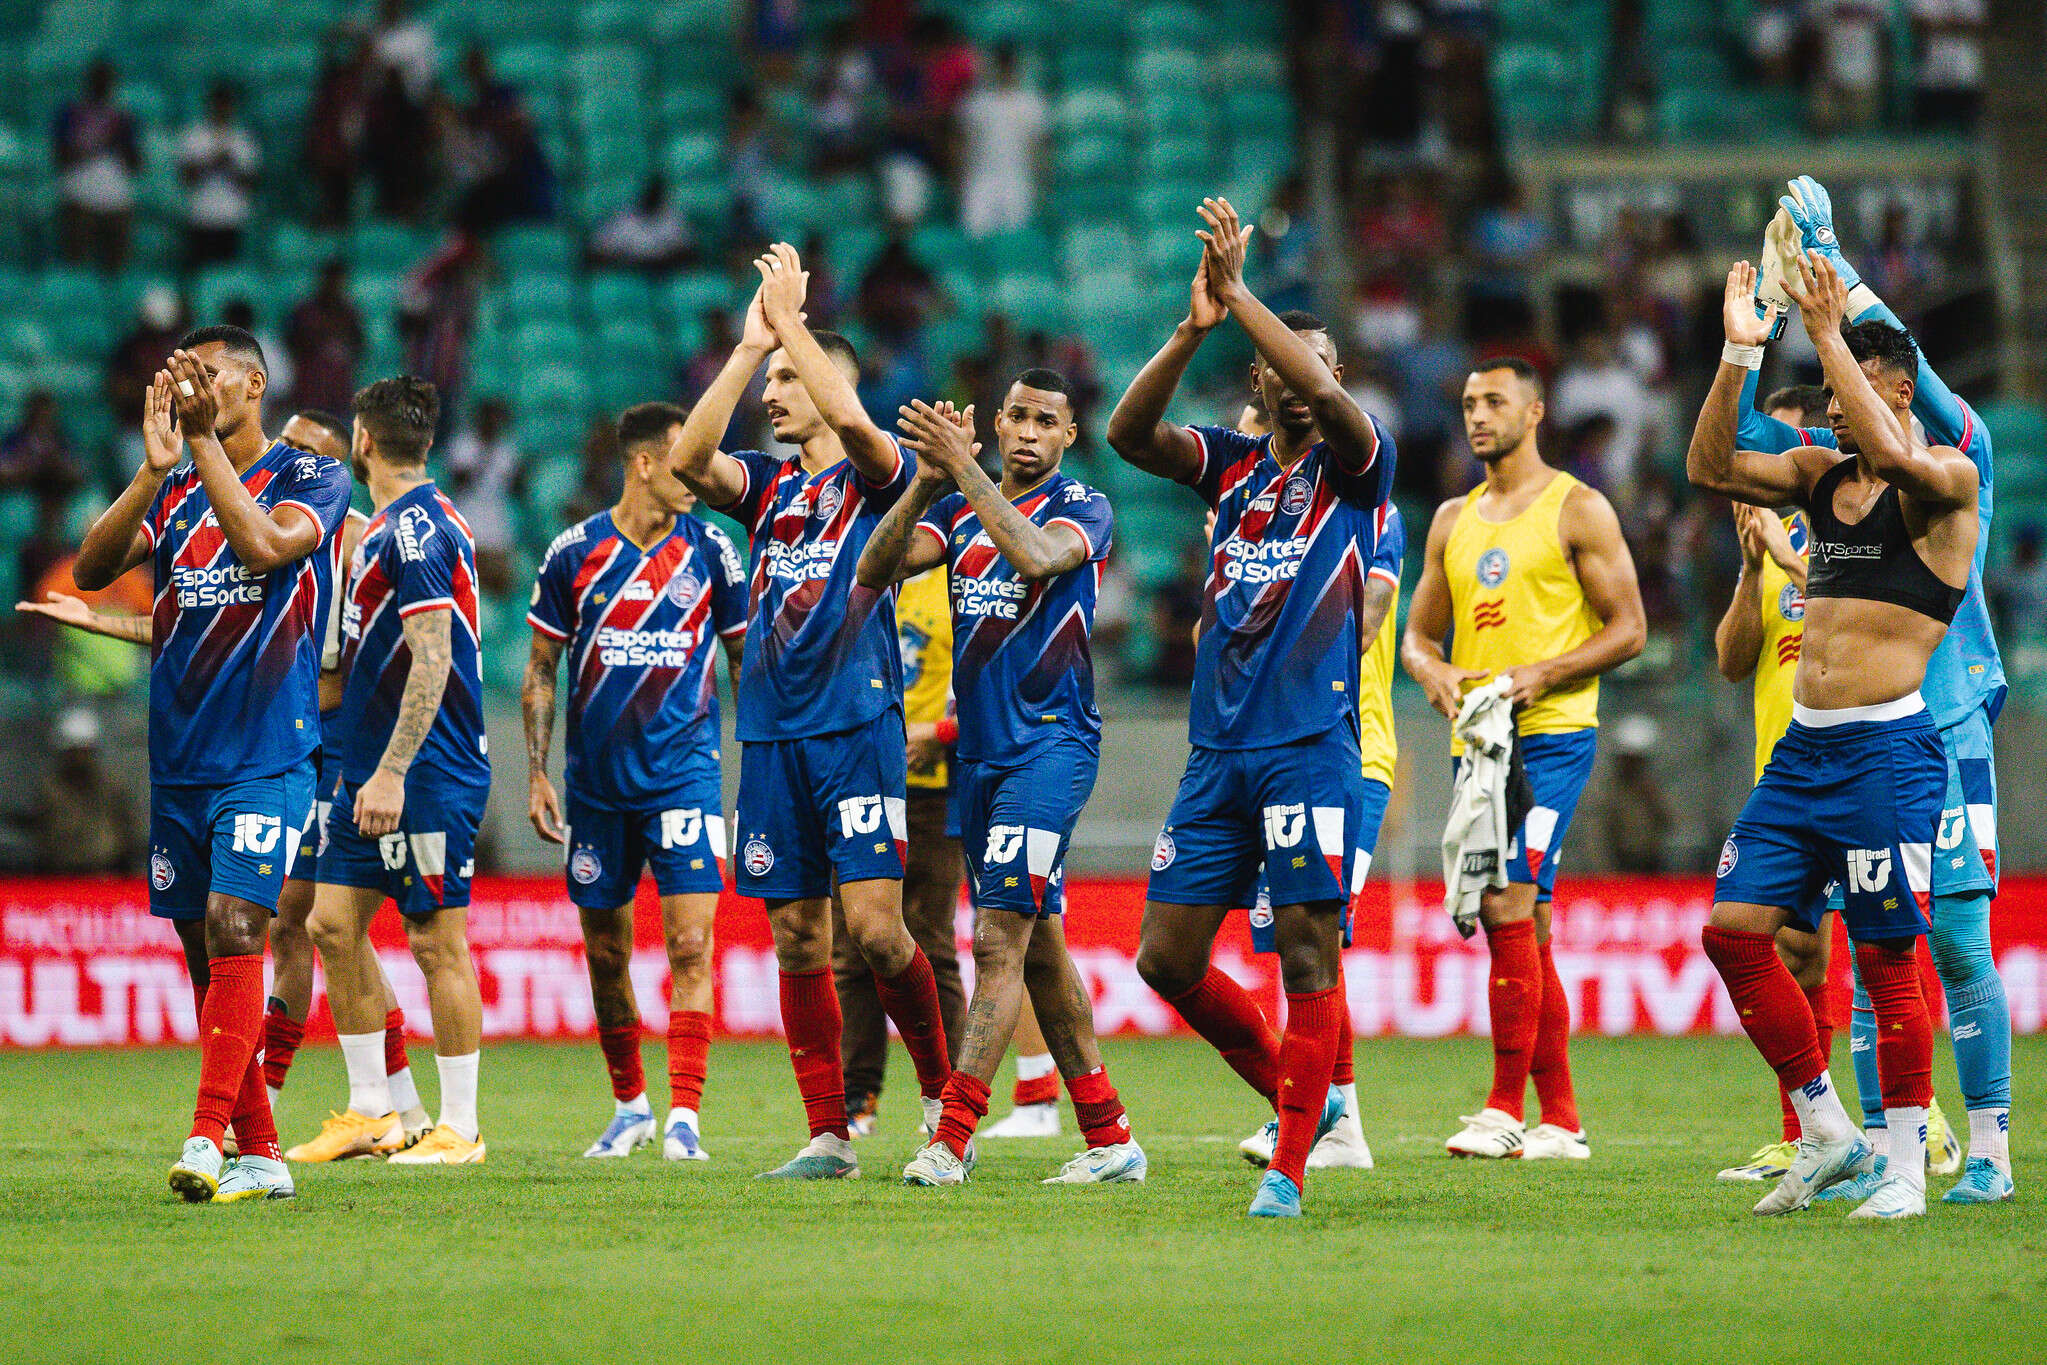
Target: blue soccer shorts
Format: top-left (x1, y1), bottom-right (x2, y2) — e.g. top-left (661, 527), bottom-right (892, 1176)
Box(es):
top-left (1932, 704), bottom-right (1998, 898)
top-left (1716, 696), bottom-right (1944, 943)
top-left (1250, 776), bottom-right (1392, 953)
top-left (148, 760), bottom-right (317, 920)
top-left (1147, 725), bottom-right (1368, 911)
top-left (1450, 728), bottom-right (1598, 903)
top-left (565, 782), bottom-right (727, 909)
top-left (290, 736), bottom-right (343, 886)
top-left (734, 707), bottom-right (908, 900)
top-left (321, 777), bottom-right (488, 918)
top-left (958, 740), bottom-right (1098, 920)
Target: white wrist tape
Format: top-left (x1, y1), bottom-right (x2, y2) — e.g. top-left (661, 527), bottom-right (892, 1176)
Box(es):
top-left (1846, 283), bottom-right (1880, 318)
top-left (1722, 342), bottom-right (1765, 370)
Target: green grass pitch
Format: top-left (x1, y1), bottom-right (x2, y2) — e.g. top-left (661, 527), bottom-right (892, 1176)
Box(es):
top-left (4, 1036), bottom-right (2043, 1363)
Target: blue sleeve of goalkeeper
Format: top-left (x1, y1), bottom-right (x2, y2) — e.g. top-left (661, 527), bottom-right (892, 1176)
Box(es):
top-left (1850, 291), bottom-right (1971, 453)
top-left (1734, 363), bottom-right (1832, 453)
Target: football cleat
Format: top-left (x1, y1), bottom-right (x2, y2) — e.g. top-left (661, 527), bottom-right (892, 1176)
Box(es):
top-left (1926, 1099), bottom-right (1962, 1176)
top-left (285, 1109), bottom-right (401, 1163)
top-left (1043, 1140), bottom-right (1147, 1185)
top-left (757, 1133), bottom-right (860, 1180)
top-left (582, 1109), bottom-right (656, 1159)
top-left (387, 1124), bottom-right (486, 1165)
top-left (212, 1154), bottom-right (295, 1203)
top-left (1445, 1108), bottom-right (1525, 1159)
top-left (1814, 1154), bottom-right (1886, 1202)
top-left (846, 1091), bottom-right (881, 1139)
top-left (1239, 1118), bottom-right (1278, 1168)
top-left (1246, 1169), bottom-right (1302, 1218)
top-left (1308, 1113), bottom-right (1375, 1169)
top-left (168, 1136), bottom-right (223, 1203)
top-left (397, 1106), bottom-right (433, 1149)
top-left (1241, 1090), bottom-right (1351, 1168)
top-left (1717, 1140), bottom-right (1798, 1182)
top-left (902, 1142), bottom-right (970, 1186)
top-left (985, 1101), bottom-right (1061, 1139)
top-left (1942, 1157), bottom-right (2015, 1204)
top-left (663, 1118), bottom-right (709, 1162)
top-left (1752, 1135), bottom-right (1874, 1216)
top-left (920, 1095), bottom-right (942, 1137)
top-left (1522, 1123), bottom-right (1591, 1161)
top-left (1846, 1172), bottom-right (1926, 1221)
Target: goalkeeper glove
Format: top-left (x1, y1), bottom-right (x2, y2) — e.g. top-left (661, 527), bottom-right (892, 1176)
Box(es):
top-left (1779, 174), bottom-right (1862, 291)
top-left (1755, 206), bottom-right (1800, 341)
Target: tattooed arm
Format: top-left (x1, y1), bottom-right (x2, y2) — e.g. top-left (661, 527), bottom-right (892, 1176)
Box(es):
top-left (14, 592), bottom-right (152, 644)
top-left (353, 608), bottom-right (452, 838)
top-left (523, 631), bottom-right (566, 843)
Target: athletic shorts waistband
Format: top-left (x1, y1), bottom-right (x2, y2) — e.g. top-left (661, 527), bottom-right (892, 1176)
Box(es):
top-left (1791, 691), bottom-right (1924, 729)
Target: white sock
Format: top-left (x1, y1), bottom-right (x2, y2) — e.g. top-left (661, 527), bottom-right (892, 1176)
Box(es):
top-left (339, 1031), bottom-right (393, 1116)
top-left (667, 1106), bottom-right (699, 1132)
top-left (435, 1052), bottom-right (480, 1141)
top-left (266, 1084), bottom-right (282, 1111)
top-left (1785, 1070), bottom-right (1857, 1143)
top-left (617, 1091), bottom-right (651, 1117)
top-left (1016, 1052), bottom-right (1055, 1083)
top-left (1339, 1082), bottom-right (1360, 1126)
top-left (1967, 1107), bottom-right (2011, 1170)
top-left (1886, 1105), bottom-right (1928, 1190)
top-left (1864, 1124), bottom-right (1892, 1159)
top-left (387, 1065), bottom-right (422, 1114)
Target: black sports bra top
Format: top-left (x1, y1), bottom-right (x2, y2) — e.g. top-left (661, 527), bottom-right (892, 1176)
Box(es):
top-left (1803, 457), bottom-right (1965, 624)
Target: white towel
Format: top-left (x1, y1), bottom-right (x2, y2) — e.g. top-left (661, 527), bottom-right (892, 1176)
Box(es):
top-left (1441, 676), bottom-right (1519, 938)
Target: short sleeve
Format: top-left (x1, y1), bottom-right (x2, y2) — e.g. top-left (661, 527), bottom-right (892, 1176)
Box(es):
top-left (1181, 424), bottom-right (1263, 508)
top-left (390, 508), bottom-right (457, 617)
top-left (853, 432), bottom-right (912, 509)
top-left (915, 493), bottom-right (961, 561)
top-left (1328, 415), bottom-right (1397, 509)
top-left (714, 450), bottom-right (786, 534)
top-left (525, 527), bottom-right (580, 641)
top-left (138, 475), bottom-right (174, 551)
top-left (271, 453), bottom-right (353, 542)
top-left (703, 523), bottom-right (750, 639)
top-left (1047, 484), bottom-right (1113, 563)
top-left (1370, 504), bottom-right (1405, 587)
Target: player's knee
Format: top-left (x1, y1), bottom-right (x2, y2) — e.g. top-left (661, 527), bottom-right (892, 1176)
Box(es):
top-left (1275, 937), bottom-right (1338, 995)
top-left (583, 934), bottom-right (632, 984)
top-left (1927, 893), bottom-right (1996, 986)
top-left (1135, 939), bottom-right (1201, 1000)
top-left (305, 905), bottom-right (353, 957)
top-left (665, 923), bottom-right (713, 974)
top-left (404, 921), bottom-right (471, 980)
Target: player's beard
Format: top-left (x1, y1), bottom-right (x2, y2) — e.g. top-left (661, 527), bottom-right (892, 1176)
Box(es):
top-left (1471, 415), bottom-right (1529, 463)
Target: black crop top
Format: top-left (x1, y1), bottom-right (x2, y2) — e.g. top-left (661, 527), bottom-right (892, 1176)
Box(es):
top-left (1803, 456), bottom-right (1966, 624)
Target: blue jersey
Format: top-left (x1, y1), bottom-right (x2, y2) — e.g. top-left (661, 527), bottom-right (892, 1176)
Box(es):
top-left (1179, 420), bottom-right (1397, 749)
top-left (142, 440), bottom-right (352, 787)
top-left (528, 510), bottom-right (749, 808)
top-left (335, 482), bottom-right (490, 790)
top-left (713, 441), bottom-right (912, 741)
top-left (1738, 325), bottom-right (2003, 730)
top-left (916, 471), bottom-right (1113, 765)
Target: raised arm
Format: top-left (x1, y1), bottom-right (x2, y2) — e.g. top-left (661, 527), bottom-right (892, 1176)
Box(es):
top-left (660, 289), bottom-right (770, 509)
top-left (75, 373), bottom-right (183, 590)
top-left (1714, 507), bottom-right (1767, 683)
top-left (755, 242), bottom-right (900, 484)
top-left (353, 607), bottom-right (452, 839)
top-left (856, 450), bottom-right (951, 589)
top-left (1199, 197), bottom-right (1379, 472)
top-left (902, 402), bottom-right (1087, 581)
top-left (167, 351), bottom-right (323, 575)
top-left (521, 630), bottom-right (566, 844)
top-left (1400, 499), bottom-right (1488, 718)
top-left (1688, 262), bottom-right (1824, 506)
top-left (1499, 485), bottom-right (1645, 706)
top-left (14, 592), bottom-right (152, 644)
top-left (1104, 255), bottom-right (1226, 482)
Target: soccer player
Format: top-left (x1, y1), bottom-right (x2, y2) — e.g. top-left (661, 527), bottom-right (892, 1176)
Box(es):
top-left (1107, 199), bottom-right (1394, 1217)
top-left (1725, 177), bottom-right (2010, 1205)
top-left (71, 329), bottom-right (352, 1202)
top-left (837, 559), bottom-right (968, 1139)
top-left (301, 375), bottom-right (493, 1166)
top-left (523, 401), bottom-right (747, 1162)
top-left (666, 243), bottom-right (952, 1180)
top-left (859, 373), bottom-right (1142, 1186)
top-left (1689, 251), bottom-right (1977, 1219)
top-left (1401, 357), bottom-right (1646, 1162)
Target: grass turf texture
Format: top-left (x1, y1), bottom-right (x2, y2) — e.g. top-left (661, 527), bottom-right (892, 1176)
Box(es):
top-left (4, 1036), bottom-right (2042, 1363)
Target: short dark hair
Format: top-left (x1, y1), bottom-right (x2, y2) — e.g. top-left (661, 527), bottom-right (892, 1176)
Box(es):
top-left (352, 375), bottom-right (439, 465)
top-left (179, 324), bottom-right (266, 374)
top-left (1276, 309), bottom-right (1327, 334)
top-left (1474, 355), bottom-right (1545, 398)
top-left (292, 409), bottom-right (352, 445)
top-left (1763, 384), bottom-right (1830, 426)
top-left (1010, 367), bottom-right (1072, 404)
top-left (809, 329), bottom-right (860, 379)
top-left (1840, 320), bottom-right (1920, 381)
top-left (617, 401), bottom-right (687, 454)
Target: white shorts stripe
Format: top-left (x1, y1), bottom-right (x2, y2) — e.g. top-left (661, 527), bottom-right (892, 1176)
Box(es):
top-left (1025, 827), bottom-right (1060, 879)
top-left (1311, 806), bottom-right (1346, 858)
top-left (1900, 841), bottom-right (1933, 894)
top-left (409, 830), bottom-right (448, 878)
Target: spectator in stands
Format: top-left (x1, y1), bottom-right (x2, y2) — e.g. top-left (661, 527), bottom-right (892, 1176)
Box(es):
top-left (1991, 525), bottom-right (2047, 644)
top-left (798, 231), bottom-right (846, 326)
top-left (956, 42), bottom-right (1047, 237)
top-left (1464, 178), bottom-right (1549, 307)
top-left (286, 259), bottom-right (367, 418)
top-left (875, 14), bottom-right (977, 222)
top-left (443, 396), bottom-right (524, 596)
top-left (1351, 270), bottom-right (1422, 357)
top-left (399, 230), bottom-right (486, 421)
top-left (1602, 716), bottom-right (1673, 874)
top-left (364, 10), bottom-right (438, 220)
top-left (217, 300), bottom-right (292, 406)
top-left (306, 31), bottom-right (373, 226)
top-left (1146, 539), bottom-right (1208, 689)
top-left (1355, 169), bottom-right (1445, 273)
top-left (856, 228), bottom-right (943, 343)
top-left (30, 707), bottom-right (141, 875)
top-left (1389, 292), bottom-right (1472, 497)
top-left (1811, 0), bottom-right (1887, 132)
top-left (52, 60), bottom-right (141, 274)
top-left (1868, 203), bottom-right (1939, 317)
top-left (562, 414), bottom-right (623, 525)
top-left (588, 176), bottom-right (698, 272)
top-left (679, 308), bottom-right (767, 449)
top-left (1912, 0), bottom-right (1986, 129)
top-left (1252, 175), bottom-right (1318, 314)
top-left (371, 0), bottom-right (438, 103)
top-left (813, 23), bottom-right (883, 176)
top-left (726, 86), bottom-right (777, 194)
top-left (175, 82), bottom-right (262, 269)
top-left (449, 47), bottom-right (557, 232)
top-left (103, 287), bottom-right (186, 449)
top-left (1551, 330), bottom-right (1657, 497)
top-left (1746, 0), bottom-right (1805, 86)
top-left (0, 392), bottom-right (83, 506)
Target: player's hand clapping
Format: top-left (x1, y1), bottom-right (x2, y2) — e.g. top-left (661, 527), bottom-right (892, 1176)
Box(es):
top-left (753, 242), bottom-right (810, 330)
top-left (1722, 261), bottom-right (1781, 348)
top-left (164, 350), bottom-right (219, 438)
top-left (141, 372), bottom-right (183, 474)
top-left (1186, 253), bottom-right (1227, 332)
top-left (1734, 504), bottom-right (1767, 570)
top-left (897, 400), bottom-right (980, 478)
top-left (527, 770), bottom-right (566, 844)
top-left (739, 281), bottom-right (778, 354)
top-left (1785, 249), bottom-right (1847, 342)
top-left (1194, 196), bottom-right (1254, 302)
top-left (355, 766), bottom-right (407, 839)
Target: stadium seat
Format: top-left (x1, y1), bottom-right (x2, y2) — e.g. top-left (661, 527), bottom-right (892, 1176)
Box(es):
top-left (587, 272), bottom-right (656, 325)
top-left (497, 225), bottom-right (580, 274)
top-left (507, 273), bottom-right (580, 321)
top-left (990, 272), bottom-right (1067, 334)
top-left (1060, 222), bottom-right (1136, 281)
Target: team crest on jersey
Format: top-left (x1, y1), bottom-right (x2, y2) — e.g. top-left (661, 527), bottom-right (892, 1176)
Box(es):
top-left (1280, 474), bottom-right (1312, 515)
top-left (1717, 838), bottom-right (1738, 878)
top-left (666, 571), bottom-right (704, 610)
top-left (150, 851), bottom-right (175, 891)
top-left (813, 481), bottom-right (843, 522)
top-left (1150, 831), bottom-right (1176, 872)
top-left (1477, 547), bottom-right (1510, 588)
top-left (743, 838), bottom-right (774, 876)
top-left (1778, 583), bottom-right (1805, 622)
top-left (569, 848), bottom-right (602, 885)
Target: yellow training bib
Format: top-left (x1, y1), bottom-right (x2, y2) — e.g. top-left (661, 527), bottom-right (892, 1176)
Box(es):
top-left (1359, 582), bottom-right (1398, 787)
top-left (1752, 513), bottom-right (1809, 781)
top-left (896, 567), bottom-right (952, 791)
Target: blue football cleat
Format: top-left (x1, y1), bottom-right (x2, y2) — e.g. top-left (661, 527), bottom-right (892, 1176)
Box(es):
top-left (1247, 1169), bottom-right (1302, 1218)
top-left (582, 1109), bottom-right (656, 1159)
top-left (757, 1134), bottom-right (860, 1180)
top-left (1315, 1086), bottom-right (1347, 1146)
top-left (1942, 1156), bottom-right (2015, 1205)
top-left (663, 1118), bottom-right (709, 1162)
top-left (1814, 1154), bottom-right (1885, 1202)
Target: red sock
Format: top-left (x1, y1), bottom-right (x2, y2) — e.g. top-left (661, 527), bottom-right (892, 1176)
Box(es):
top-left (1702, 926), bottom-right (1824, 1091)
top-left (1013, 1069), bottom-right (1059, 1107)
top-left (1856, 940), bottom-right (1933, 1109)
top-left (229, 1045), bottom-right (281, 1161)
top-left (1066, 1066), bottom-right (1132, 1149)
top-left (874, 948), bottom-right (951, 1100)
top-left (1483, 920), bottom-right (1541, 1121)
top-left (1530, 938), bottom-right (1579, 1132)
top-left (384, 1007), bottom-right (411, 1077)
top-left (189, 955), bottom-right (265, 1148)
top-left (1330, 966), bottom-right (1355, 1089)
top-left (598, 1023), bottom-right (645, 1101)
top-left (780, 969), bottom-right (849, 1139)
top-left (1269, 986), bottom-right (1343, 1188)
top-left (1165, 966), bottom-right (1280, 1105)
top-left (667, 1010), bottom-right (711, 1113)
top-left (935, 1071), bottom-right (991, 1158)
top-left (262, 1000), bottom-right (305, 1092)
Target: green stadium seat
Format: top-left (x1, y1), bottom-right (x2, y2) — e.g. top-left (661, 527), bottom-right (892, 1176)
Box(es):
top-left (647, 0), bottom-right (737, 44)
top-left (497, 225), bottom-right (579, 273)
top-left (990, 272), bottom-right (1066, 334)
top-left (664, 131), bottom-right (722, 182)
top-left (815, 174), bottom-right (879, 229)
top-left (907, 223), bottom-right (974, 277)
top-left (977, 226), bottom-right (1055, 281)
top-left (350, 221), bottom-right (429, 274)
top-left (1130, 3), bottom-right (1206, 49)
top-left (268, 222), bottom-right (346, 276)
top-left (349, 271), bottom-right (406, 327)
top-left (1053, 87), bottom-right (1129, 138)
top-left (1060, 221), bottom-right (1135, 279)
top-left (507, 273), bottom-right (579, 321)
top-left (1052, 43), bottom-right (1125, 91)
top-left (1223, 88), bottom-right (1293, 136)
top-left (191, 265), bottom-right (273, 324)
top-left (587, 271), bottom-right (656, 323)
top-left (661, 272), bottom-right (737, 326)
top-left (568, 44), bottom-right (648, 98)
top-left (1140, 134), bottom-right (1211, 180)
top-left (493, 41), bottom-right (567, 95)
top-left (37, 269), bottom-right (113, 357)
top-left (1055, 131), bottom-right (1127, 184)
top-left (1215, 44), bottom-right (1285, 87)
top-left (1131, 45), bottom-right (1204, 97)
top-left (578, 0), bottom-right (656, 42)
top-left (657, 85), bottom-right (729, 136)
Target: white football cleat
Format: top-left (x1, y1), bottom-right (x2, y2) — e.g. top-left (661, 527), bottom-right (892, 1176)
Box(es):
top-left (1522, 1123), bottom-right (1591, 1161)
top-left (903, 1141), bottom-right (970, 1186)
top-left (1238, 1117), bottom-right (1277, 1168)
top-left (582, 1109), bottom-right (656, 1159)
top-left (984, 1101), bottom-right (1061, 1139)
top-left (1307, 1112), bottom-right (1375, 1169)
top-left (1847, 1172), bottom-right (1927, 1221)
top-left (1445, 1108), bottom-right (1525, 1159)
top-left (1043, 1140), bottom-right (1147, 1184)
top-left (168, 1136), bottom-right (224, 1203)
top-left (212, 1154), bottom-right (296, 1203)
top-left (662, 1118), bottom-right (709, 1161)
top-left (1752, 1135), bottom-right (1874, 1216)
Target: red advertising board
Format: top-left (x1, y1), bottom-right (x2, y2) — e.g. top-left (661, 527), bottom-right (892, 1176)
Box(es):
top-left (4, 874), bottom-right (2043, 1046)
